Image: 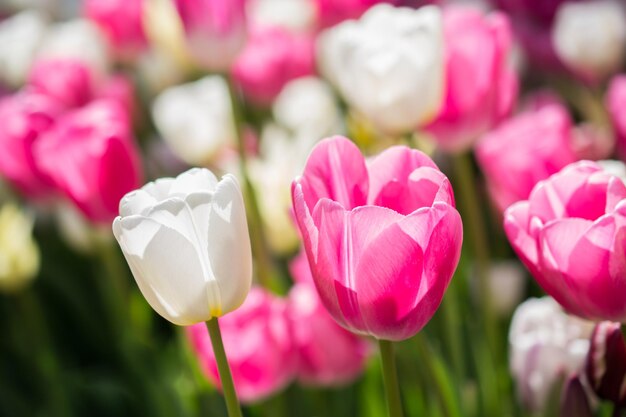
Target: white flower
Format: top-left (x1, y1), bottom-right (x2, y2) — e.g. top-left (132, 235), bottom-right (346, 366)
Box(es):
top-left (472, 260), bottom-right (526, 317)
top-left (509, 297), bottom-right (595, 413)
top-left (552, 1), bottom-right (626, 81)
top-left (317, 4), bottom-right (444, 134)
top-left (152, 76), bottom-right (236, 166)
top-left (0, 10), bottom-right (48, 87)
top-left (248, 0), bottom-right (316, 32)
top-left (112, 168), bottom-right (252, 325)
top-left (0, 204), bottom-right (39, 293)
top-left (597, 159), bottom-right (626, 184)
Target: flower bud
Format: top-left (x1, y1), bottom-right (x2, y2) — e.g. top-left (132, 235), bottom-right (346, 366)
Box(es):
top-left (585, 321), bottom-right (626, 405)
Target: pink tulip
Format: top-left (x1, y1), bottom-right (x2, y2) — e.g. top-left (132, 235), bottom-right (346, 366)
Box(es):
top-left (314, 0), bottom-right (398, 28)
top-left (504, 161), bottom-right (626, 322)
top-left (186, 287), bottom-right (297, 403)
top-left (34, 100), bottom-right (142, 224)
top-left (27, 59), bottom-right (95, 110)
top-left (0, 91), bottom-right (63, 198)
top-left (426, 6), bottom-right (518, 152)
top-left (475, 104), bottom-right (578, 212)
top-left (291, 136), bottom-right (463, 341)
top-left (490, 0), bottom-right (569, 25)
top-left (84, 0), bottom-right (148, 60)
top-left (173, 0), bottom-right (247, 71)
top-left (607, 75), bottom-right (626, 160)
top-left (232, 26), bottom-right (315, 106)
top-left (96, 75), bottom-right (137, 121)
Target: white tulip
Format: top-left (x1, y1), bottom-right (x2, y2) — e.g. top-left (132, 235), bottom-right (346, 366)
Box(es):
top-left (317, 4), bottom-right (444, 134)
top-left (0, 204), bottom-right (39, 293)
top-left (509, 297), bottom-right (595, 413)
top-left (552, 1), bottom-right (626, 81)
top-left (112, 168), bottom-right (252, 326)
top-left (152, 76), bottom-right (236, 166)
top-left (248, 0), bottom-right (316, 33)
top-left (0, 10), bottom-right (48, 87)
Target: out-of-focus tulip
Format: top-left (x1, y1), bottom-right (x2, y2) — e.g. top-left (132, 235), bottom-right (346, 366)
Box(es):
top-left (83, 0), bottom-right (148, 60)
top-left (0, 204), bottom-right (39, 293)
top-left (552, 1), bottom-right (626, 83)
top-left (481, 261), bottom-right (526, 317)
top-left (292, 136), bottom-right (462, 341)
top-left (113, 168), bottom-right (252, 326)
top-left (27, 59), bottom-right (95, 109)
top-left (490, 0), bottom-right (567, 25)
top-left (607, 75), bottom-right (626, 159)
top-left (232, 26), bottom-right (315, 106)
top-left (54, 201), bottom-right (111, 254)
top-left (504, 161), bottom-right (626, 322)
top-left (37, 19), bottom-right (110, 75)
top-left (152, 76), bottom-right (236, 166)
top-left (173, 0), bottom-right (247, 71)
top-left (35, 100), bottom-right (142, 224)
top-left (0, 10), bottom-right (48, 88)
top-left (560, 375), bottom-right (594, 417)
top-left (598, 160), bottom-right (626, 184)
top-left (248, 0), bottom-right (316, 32)
top-left (186, 287), bottom-right (296, 402)
top-left (509, 297), bottom-right (594, 413)
top-left (0, 91), bottom-right (62, 199)
top-left (585, 321), bottom-right (626, 406)
top-left (476, 104), bottom-right (578, 211)
top-left (96, 75), bottom-right (137, 121)
top-left (314, 0), bottom-right (398, 28)
top-left (426, 6), bottom-right (518, 152)
top-left (318, 4), bottom-right (444, 134)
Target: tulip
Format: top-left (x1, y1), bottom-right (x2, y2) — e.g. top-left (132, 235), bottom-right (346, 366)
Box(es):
top-left (509, 297), bottom-right (594, 413)
top-left (152, 76), bottom-right (236, 166)
top-left (317, 4), bottom-right (444, 135)
top-left (248, 0), bottom-right (316, 32)
top-left (186, 287), bottom-right (296, 402)
top-left (0, 204), bottom-right (40, 293)
top-left (0, 10), bottom-right (48, 88)
top-left (475, 261), bottom-right (526, 317)
top-left (552, 1), bottom-right (626, 83)
top-left (504, 161), bottom-right (626, 322)
top-left (489, 0), bottom-right (567, 25)
top-left (173, 0), bottom-right (247, 71)
top-left (35, 100), bottom-right (142, 224)
top-left (0, 91), bottom-right (62, 199)
top-left (232, 26), bottom-right (316, 106)
top-left (585, 321), bottom-right (626, 406)
top-left (607, 75), bottom-right (626, 160)
top-left (27, 58), bottom-right (95, 109)
top-left (83, 0), bottom-right (148, 60)
top-left (291, 136), bottom-right (463, 341)
top-left (113, 168), bottom-right (252, 326)
top-left (426, 6), bottom-right (518, 152)
top-left (475, 104), bottom-right (578, 211)
top-left (314, 0), bottom-right (398, 28)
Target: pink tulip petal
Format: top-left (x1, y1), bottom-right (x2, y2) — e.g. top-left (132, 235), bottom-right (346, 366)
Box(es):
top-left (504, 201), bottom-right (541, 277)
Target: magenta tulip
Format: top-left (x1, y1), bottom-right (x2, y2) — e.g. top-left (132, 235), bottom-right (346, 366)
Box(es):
top-left (291, 136), bottom-right (463, 341)
top-left (607, 75), bottom-right (626, 160)
top-left (314, 0), bottom-right (398, 28)
top-left (27, 59), bottom-right (95, 109)
top-left (585, 321), bottom-right (626, 406)
top-left (426, 6), bottom-right (518, 152)
top-left (504, 161), bottom-right (626, 322)
top-left (476, 104), bottom-right (578, 211)
top-left (0, 91), bottom-right (63, 199)
top-left (34, 100), bottom-right (142, 224)
top-left (186, 287), bottom-right (297, 403)
top-left (232, 26), bottom-right (315, 106)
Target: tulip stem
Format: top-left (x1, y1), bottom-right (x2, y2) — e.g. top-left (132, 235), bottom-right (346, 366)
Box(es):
top-left (206, 318), bottom-right (243, 417)
top-left (378, 339), bottom-right (404, 417)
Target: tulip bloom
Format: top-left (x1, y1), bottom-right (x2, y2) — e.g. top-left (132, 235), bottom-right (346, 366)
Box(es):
top-left (504, 161), bottom-right (626, 322)
top-left (27, 58), bottom-right (95, 109)
top-left (607, 75), bottom-right (626, 160)
top-left (314, 0), bottom-right (398, 28)
top-left (586, 321), bottom-right (626, 406)
top-left (35, 100), bottom-right (142, 224)
top-left (186, 287), bottom-right (296, 402)
top-left (0, 204), bottom-right (40, 293)
top-left (291, 136), bottom-right (462, 341)
top-left (426, 6), bottom-right (518, 152)
top-left (113, 168), bottom-right (252, 326)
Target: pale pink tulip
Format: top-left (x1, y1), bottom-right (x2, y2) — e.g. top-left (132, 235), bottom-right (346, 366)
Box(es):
top-left (476, 104), bottom-right (578, 212)
top-left (34, 100), bottom-right (142, 224)
top-left (0, 91), bottom-right (62, 198)
top-left (291, 136), bottom-right (463, 341)
top-left (186, 287), bottom-right (297, 403)
top-left (232, 26), bottom-right (315, 106)
top-left (504, 161), bottom-right (626, 322)
top-left (27, 59), bottom-right (95, 109)
top-left (426, 6), bottom-right (518, 152)
top-left (607, 75), bottom-right (626, 160)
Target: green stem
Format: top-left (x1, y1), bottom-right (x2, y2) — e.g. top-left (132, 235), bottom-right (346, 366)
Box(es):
top-left (225, 75), bottom-right (274, 290)
top-left (206, 319), bottom-right (243, 417)
top-left (378, 340), bottom-right (404, 417)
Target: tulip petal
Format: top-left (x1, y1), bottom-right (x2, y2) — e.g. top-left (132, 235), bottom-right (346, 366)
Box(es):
top-left (606, 176), bottom-right (626, 213)
top-left (170, 167), bottom-right (218, 196)
top-left (119, 188), bottom-right (158, 217)
top-left (504, 201), bottom-right (542, 278)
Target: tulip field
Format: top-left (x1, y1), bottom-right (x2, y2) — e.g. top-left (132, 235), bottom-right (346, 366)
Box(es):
top-left (1, 0), bottom-right (626, 416)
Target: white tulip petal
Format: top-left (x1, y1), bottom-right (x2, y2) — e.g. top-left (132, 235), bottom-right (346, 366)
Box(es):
top-left (119, 189), bottom-right (159, 217)
top-left (170, 167), bottom-right (218, 196)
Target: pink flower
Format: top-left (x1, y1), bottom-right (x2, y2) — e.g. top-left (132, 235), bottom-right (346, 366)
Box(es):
top-left (490, 0), bottom-right (568, 25)
top-left (83, 0), bottom-right (148, 60)
top-left (291, 136), bottom-right (463, 341)
top-left (34, 100), bottom-right (142, 224)
top-left (476, 104), bottom-right (578, 212)
top-left (173, 0), bottom-right (247, 71)
top-left (426, 6), bottom-right (518, 152)
top-left (232, 26), bottom-right (315, 106)
top-left (27, 59), bottom-right (95, 110)
top-left (186, 287), bottom-right (297, 403)
top-left (0, 91), bottom-right (63, 198)
top-left (585, 321), bottom-right (626, 405)
top-left (504, 161), bottom-right (626, 322)
top-left (314, 0), bottom-right (398, 28)
top-left (607, 75), bottom-right (626, 160)
top-left (96, 75), bottom-right (137, 121)
top-left (287, 253), bottom-right (370, 386)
